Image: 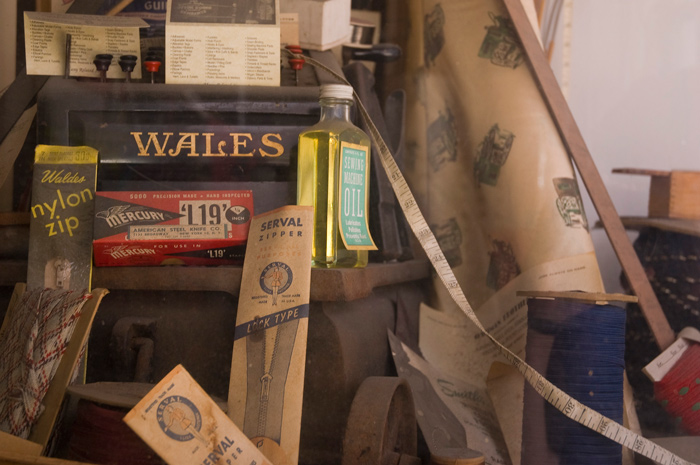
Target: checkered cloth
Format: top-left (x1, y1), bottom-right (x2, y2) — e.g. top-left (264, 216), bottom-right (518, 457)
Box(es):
top-left (0, 287), bottom-right (89, 439)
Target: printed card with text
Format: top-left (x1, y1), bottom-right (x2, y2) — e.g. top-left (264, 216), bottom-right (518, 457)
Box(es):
top-left (228, 205), bottom-right (313, 465)
top-left (124, 365), bottom-right (272, 465)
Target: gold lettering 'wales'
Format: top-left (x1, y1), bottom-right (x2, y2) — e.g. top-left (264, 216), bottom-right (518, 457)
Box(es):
top-left (427, 108), bottom-right (457, 172)
top-left (130, 131), bottom-right (285, 158)
top-left (431, 218), bottom-right (462, 267)
top-left (424, 4), bottom-right (445, 67)
top-left (553, 177), bottom-right (589, 230)
top-left (478, 12), bottom-right (524, 69)
top-left (474, 124), bottom-right (515, 186)
top-left (486, 239), bottom-right (521, 290)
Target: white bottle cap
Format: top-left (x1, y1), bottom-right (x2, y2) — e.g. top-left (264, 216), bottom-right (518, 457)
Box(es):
top-left (320, 84), bottom-right (354, 100)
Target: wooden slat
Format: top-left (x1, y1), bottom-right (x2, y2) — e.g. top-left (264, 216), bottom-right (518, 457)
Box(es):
top-left (0, 432), bottom-right (43, 457)
top-left (664, 171), bottom-right (700, 219)
top-left (0, 451), bottom-right (92, 465)
top-left (93, 260), bottom-right (430, 302)
top-left (612, 167), bottom-right (671, 177)
top-left (502, 0), bottom-right (675, 350)
top-left (0, 213), bottom-right (30, 226)
top-left (516, 290), bottom-right (638, 304)
top-left (617, 216), bottom-right (700, 238)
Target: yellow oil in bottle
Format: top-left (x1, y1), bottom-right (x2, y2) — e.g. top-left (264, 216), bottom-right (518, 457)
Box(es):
top-left (297, 85), bottom-right (373, 268)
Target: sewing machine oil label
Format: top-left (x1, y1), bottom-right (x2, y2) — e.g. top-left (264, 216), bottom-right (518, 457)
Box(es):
top-left (338, 142), bottom-right (376, 251)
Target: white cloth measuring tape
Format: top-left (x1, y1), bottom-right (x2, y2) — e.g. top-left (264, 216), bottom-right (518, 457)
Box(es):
top-left (290, 50), bottom-right (697, 465)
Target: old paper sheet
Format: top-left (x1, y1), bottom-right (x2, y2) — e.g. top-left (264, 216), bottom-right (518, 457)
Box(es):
top-left (389, 331), bottom-right (511, 465)
top-left (24, 12), bottom-right (146, 79)
top-left (166, 0), bottom-right (280, 85)
top-left (419, 252), bottom-right (603, 384)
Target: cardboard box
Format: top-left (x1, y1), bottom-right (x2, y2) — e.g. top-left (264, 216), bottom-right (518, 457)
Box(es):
top-left (93, 190), bottom-right (253, 266)
top-left (27, 145), bottom-right (98, 291)
top-left (281, 0), bottom-right (351, 50)
top-left (613, 168), bottom-right (700, 220)
top-left (648, 171), bottom-right (700, 220)
top-left (124, 365), bottom-right (272, 465)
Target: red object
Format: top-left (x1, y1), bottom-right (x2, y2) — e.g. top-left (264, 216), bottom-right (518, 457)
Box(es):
top-left (144, 60), bottom-right (161, 73)
top-left (93, 190), bottom-right (253, 266)
top-left (68, 400), bottom-right (164, 465)
top-left (654, 342), bottom-right (700, 435)
top-left (285, 44), bottom-right (303, 55)
top-left (289, 57), bottom-right (305, 71)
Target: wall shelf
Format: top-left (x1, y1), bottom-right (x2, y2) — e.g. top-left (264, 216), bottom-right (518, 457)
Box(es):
top-left (0, 259), bottom-right (430, 303)
top-left (92, 259), bottom-right (430, 301)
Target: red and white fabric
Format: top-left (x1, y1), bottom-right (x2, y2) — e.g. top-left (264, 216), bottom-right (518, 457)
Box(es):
top-left (0, 288), bottom-right (89, 439)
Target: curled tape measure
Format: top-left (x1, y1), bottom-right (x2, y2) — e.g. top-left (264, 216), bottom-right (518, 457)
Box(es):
top-left (286, 49), bottom-right (697, 465)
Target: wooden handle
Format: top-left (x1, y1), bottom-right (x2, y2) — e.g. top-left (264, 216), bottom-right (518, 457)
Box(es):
top-left (502, 0), bottom-right (675, 350)
top-left (106, 0), bottom-right (135, 16)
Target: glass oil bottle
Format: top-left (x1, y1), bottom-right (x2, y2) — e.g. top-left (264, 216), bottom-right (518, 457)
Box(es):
top-left (297, 84), bottom-right (377, 268)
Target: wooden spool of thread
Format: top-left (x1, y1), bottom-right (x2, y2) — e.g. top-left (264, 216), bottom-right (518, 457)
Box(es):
top-left (517, 291), bottom-right (634, 465)
top-left (66, 382), bottom-right (164, 465)
top-left (654, 342), bottom-right (700, 435)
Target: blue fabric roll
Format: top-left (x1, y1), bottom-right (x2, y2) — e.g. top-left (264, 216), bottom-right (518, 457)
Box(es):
top-left (521, 298), bottom-right (626, 465)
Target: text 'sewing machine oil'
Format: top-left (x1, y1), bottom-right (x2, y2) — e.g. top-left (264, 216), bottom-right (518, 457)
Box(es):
top-left (297, 84), bottom-right (376, 268)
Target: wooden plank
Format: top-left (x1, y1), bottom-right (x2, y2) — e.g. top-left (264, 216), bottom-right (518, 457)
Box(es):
top-left (614, 169), bottom-right (700, 219)
top-left (0, 451), bottom-right (92, 465)
top-left (0, 213), bottom-right (30, 226)
top-left (92, 260), bottom-right (430, 302)
top-left (0, 432), bottom-right (43, 457)
top-left (617, 216), bottom-right (700, 238)
top-left (612, 168), bottom-right (670, 177)
top-left (666, 171), bottom-right (700, 219)
top-left (66, 382), bottom-right (154, 410)
top-left (649, 175), bottom-right (672, 218)
top-left (502, 0), bottom-right (675, 350)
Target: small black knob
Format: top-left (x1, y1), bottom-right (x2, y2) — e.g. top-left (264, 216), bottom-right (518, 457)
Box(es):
top-left (93, 54), bottom-right (113, 82)
top-left (119, 54), bottom-right (138, 82)
top-left (119, 55), bottom-right (138, 72)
